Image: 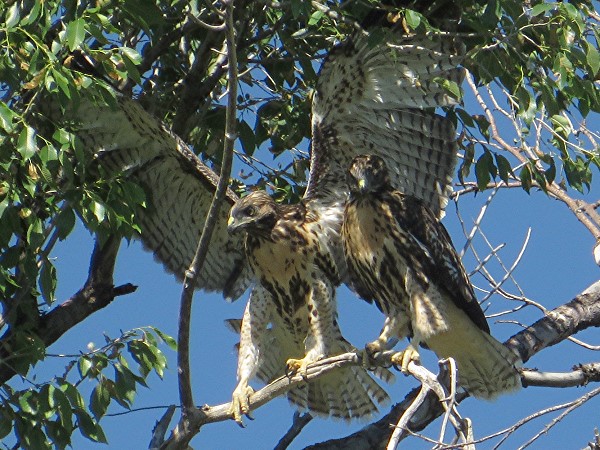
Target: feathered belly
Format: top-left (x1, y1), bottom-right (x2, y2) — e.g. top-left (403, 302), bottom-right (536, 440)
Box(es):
top-left (344, 205), bottom-right (410, 316)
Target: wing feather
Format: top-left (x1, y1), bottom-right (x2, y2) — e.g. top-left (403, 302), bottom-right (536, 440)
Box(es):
top-left (387, 192), bottom-right (489, 333)
top-left (307, 32), bottom-right (464, 218)
top-left (45, 96), bottom-right (251, 299)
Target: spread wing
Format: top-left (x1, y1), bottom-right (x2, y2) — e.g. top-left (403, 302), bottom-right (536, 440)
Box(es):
top-left (387, 192), bottom-right (489, 333)
top-left (45, 96), bottom-right (251, 300)
top-left (306, 32), bottom-right (464, 218)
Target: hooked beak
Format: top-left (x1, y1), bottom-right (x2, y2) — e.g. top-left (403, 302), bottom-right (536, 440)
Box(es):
top-left (227, 216), bottom-right (239, 234)
top-left (227, 215), bottom-right (249, 235)
top-left (357, 177), bottom-right (369, 195)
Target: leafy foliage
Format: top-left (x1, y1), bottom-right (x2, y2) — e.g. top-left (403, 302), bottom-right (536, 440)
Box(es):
top-left (0, 0), bottom-right (599, 447)
top-left (0, 327), bottom-right (174, 449)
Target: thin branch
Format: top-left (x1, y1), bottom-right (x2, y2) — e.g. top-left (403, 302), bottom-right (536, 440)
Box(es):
top-left (168, 1), bottom-right (238, 447)
top-left (273, 412), bottom-right (313, 450)
top-left (0, 236), bottom-right (136, 385)
top-left (518, 387), bottom-right (600, 449)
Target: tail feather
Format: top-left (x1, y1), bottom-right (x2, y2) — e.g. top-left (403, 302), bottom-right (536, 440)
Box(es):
top-left (427, 325), bottom-right (521, 399)
top-left (225, 319), bottom-right (392, 419)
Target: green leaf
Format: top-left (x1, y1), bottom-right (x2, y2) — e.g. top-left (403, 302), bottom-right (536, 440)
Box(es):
top-left (56, 208), bottom-right (76, 240)
top-left (530, 3), bottom-right (554, 16)
top-left (404, 9), bottom-right (421, 29)
top-left (66, 18), bottom-right (86, 51)
top-left (78, 357), bottom-right (93, 378)
top-left (120, 48), bottom-right (142, 84)
top-left (75, 409), bottom-right (107, 443)
top-left (308, 10), bottom-right (324, 26)
top-left (238, 120), bottom-right (256, 155)
top-left (39, 259), bottom-right (57, 305)
top-left (519, 165), bottom-right (532, 193)
top-left (150, 327), bottom-right (177, 351)
top-left (18, 126), bottom-right (37, 160)
top-left (494, 154), bottom-right (514, 183)
top-left (62, 382), bottom-right (85, 409)
top-left (19, 390), bottom-right (37, 415)
top-left (5, 3), bottom-right (20, 28)
top-left (0, 102), bottom-right (16, 132)
top-left (90, 383), bottom-right (110, 419)
top-left (92, 201), bottom-right (106, 222)
top-left (114, 364), bottom-right (136, 405)
top-left (53, 387), bottom-right (73, 429)
top-left (586, 43), bottom-right (600, 76)
top-left (475, 151), bottom-right (494, 190)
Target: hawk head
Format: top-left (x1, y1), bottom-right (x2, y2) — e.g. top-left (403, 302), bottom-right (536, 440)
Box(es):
top-left (228, 190), bottom-right (278, 236)
top-left (346, 154), bottom-right (390, 196)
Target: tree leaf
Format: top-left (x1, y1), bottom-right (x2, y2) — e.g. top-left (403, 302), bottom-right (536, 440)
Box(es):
top-left (17, 125), bottom-right (37, 160)
top-left (0, 102), bottom-right (16, 132)
top-left (66, 18), bottom-right (86, 51)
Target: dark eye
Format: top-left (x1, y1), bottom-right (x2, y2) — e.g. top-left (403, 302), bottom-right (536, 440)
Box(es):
top-left (245, 206), bottom-right (256, 217)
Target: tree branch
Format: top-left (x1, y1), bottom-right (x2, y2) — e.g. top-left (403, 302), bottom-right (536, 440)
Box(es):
top-left (0, 236), bottom-right (136, 385)
top-left (274, 412), bottom-right (313, 450)
top-left (169, 0), bottom-right (238, 448)
top-left (307, 279), bottom-right (600, 449)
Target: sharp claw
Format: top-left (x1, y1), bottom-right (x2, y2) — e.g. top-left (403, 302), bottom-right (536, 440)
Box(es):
top-left (229, 384), bottom-right (254, 426)
top-left (363, 339), bottom-right (384, 369)
top-left (391, 345), bottom-right (420, 374)
top-left (286, 356), bottom-right (319, 380)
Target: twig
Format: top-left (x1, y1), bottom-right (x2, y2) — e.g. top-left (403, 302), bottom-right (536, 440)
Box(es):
top-left (173, 0), bottom-right (238, 446)
top-left (149, 406), bottom-right (177, 449)
top-left (518, 387), bottom-right (600, 449)
top-left (273, 412), bottom-right (313, 450)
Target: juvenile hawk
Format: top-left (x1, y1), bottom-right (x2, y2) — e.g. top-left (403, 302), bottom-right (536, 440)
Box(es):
top-left (342, 155), bottom-right (521, 398)
top-left (227, 191), bottom-right (391, 422)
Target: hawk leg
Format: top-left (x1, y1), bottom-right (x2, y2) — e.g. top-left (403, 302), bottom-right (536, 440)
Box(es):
top-left (287, 279), bottom-right (334, 378)
top-left (229, 382), bottom-right (255, 426)
top-left (364, 314), bottom-right (408, 367)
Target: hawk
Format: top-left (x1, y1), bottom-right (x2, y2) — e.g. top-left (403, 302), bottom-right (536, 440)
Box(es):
top-left (342, 154), bottom-right (521, 398)
top-left (227, 191), bottom-right (392, 422)
top-left (42, 25), bottom-right (464, 421)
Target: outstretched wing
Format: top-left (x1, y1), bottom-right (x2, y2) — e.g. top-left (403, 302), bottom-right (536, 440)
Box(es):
top-left (307, 32), bottom-right (464, 218)
top-left (46, 96), bottom-right (251, 300)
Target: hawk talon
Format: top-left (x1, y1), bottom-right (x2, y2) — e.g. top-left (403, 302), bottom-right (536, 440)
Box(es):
top-left (391, 345), bottom-right (420, 374)
top-left (363, 340), bottom-right (385, 369)
top-left (286, 355), bottom-right (322, 380)
top-left (229, 385), bottom-right (255, 426)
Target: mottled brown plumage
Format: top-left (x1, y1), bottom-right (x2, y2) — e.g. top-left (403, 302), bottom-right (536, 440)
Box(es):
top-left (227, 191), bottom-right (391, 422)
top-left (342, 155), bottom-right (521, 398)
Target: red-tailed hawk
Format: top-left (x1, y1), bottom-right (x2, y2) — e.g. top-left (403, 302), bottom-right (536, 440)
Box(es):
top-left (342, 154), bottom-right (521, 398)
top-left (227, 191), bottom-right (392, 422)
top-left (42, 26), bottom-right (464, 422)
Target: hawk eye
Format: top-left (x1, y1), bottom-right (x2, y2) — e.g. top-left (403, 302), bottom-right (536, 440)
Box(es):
top-left (245, 205), bottom-right (257, 217)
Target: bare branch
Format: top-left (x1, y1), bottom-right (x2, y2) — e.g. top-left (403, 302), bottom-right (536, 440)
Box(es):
top-left (518, 387), bottom-right (600, 449)
top-left (168, 1), bottom-right (238, 447)
top-left (0, 236), bottom-right (136, 385)
top-left (274, 412), bottom-right (313, 450)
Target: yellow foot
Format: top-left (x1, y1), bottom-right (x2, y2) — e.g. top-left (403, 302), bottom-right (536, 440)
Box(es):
top-left (391, 344), bottom-right (420, 374)
top-left (363, 339), bottom-right (386, 368)
top-left (286, 355), bottom-right (319, 379)
top-left (228, 384), bottom-right (255, 426)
